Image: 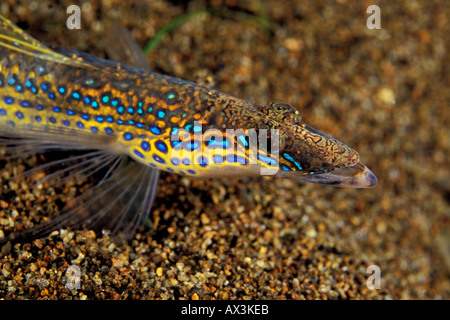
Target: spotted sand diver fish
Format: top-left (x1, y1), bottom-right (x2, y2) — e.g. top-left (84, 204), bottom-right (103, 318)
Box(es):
top-left (0, 15), bottom-right (377, 242)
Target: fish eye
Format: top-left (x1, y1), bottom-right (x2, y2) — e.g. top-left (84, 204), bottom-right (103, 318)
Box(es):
top-left (268, 101), bottom-right (303, 125)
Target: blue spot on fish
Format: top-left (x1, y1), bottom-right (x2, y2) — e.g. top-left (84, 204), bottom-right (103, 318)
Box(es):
top-left (150, 126), bottom-right (161, 135)
top-left (197, 156), bottom-right (208, 167)
top-left (58, 86), bottom-right (66, 94)
top-left (72, 91), bottom-right (81, 100)
top-left (101, 94), bottom-right (110, 104)
top-left (213, 155), bottom-right (224, 164)
top-left (188, 141), bottom-right (200, 151)
top-left (155, 141), bottom-right (168, 153)
top-left (134, 149), bottom-right (144, 159)
top-left (4, 97), bottom-right (13, 104)
top-left (238, 135), bottom-right (249, 147)
top-left (111, 99), bottom-right (119, 107)
top-left (258, 154), bottom-right (277, 166)
top-left (207, 139), bottom-right (227, 148)
top-left (123, 132), bottom-right (133, 141)
top-left (83, 96), bottom-right (91, 104)
top-left (226, 155), bottom-right (246, 165)
top-left (15, 111), bottom-right (24, 119)
top-left (20, 101), bottom-right (30, 108)
top-left (141, 141), bottom-right (150, 151)
top-left (153, 154), bottom-right (165, 164)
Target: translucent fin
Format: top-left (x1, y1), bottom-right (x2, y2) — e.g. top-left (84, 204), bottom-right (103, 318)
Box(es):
top-left (105, 22), bottom-right (151, 70)
top-left (0, 20), bottom-right (160, 244)
top-left (0, 14), bottom-right (95, 69)
top-left (0, 153), bottom-right (160, 244)
top-left (0, 127), bottom-right (116, 166)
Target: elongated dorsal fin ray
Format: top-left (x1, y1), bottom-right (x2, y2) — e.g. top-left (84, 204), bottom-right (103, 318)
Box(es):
top-left (0, 14), bottom-right (95, 70)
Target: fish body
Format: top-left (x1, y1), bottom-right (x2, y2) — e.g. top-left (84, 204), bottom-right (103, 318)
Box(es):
top-left (0, 15), bottom-right (376, 242)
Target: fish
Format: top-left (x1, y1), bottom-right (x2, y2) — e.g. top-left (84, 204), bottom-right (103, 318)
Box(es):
top-left (0, 14), bottom-right (377, 243)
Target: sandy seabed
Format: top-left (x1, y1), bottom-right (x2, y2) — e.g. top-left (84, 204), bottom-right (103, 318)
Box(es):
top-left (0, 0), bottom-right (448, 299)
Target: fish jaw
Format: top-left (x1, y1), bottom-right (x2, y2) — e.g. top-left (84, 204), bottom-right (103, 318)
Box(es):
top-left (276, 162), bottom-right (378, 188)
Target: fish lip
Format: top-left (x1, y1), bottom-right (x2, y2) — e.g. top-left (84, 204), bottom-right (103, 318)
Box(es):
top-left (364, 169), bottom-right (378, 188)
top-left (324, 162), bottom-right (378, 188)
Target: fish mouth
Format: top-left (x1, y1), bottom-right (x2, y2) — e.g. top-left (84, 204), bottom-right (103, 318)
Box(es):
top-left (282, 162), bottom-right (378, 188)
top-left (321, 163), bottom-right (377, 188)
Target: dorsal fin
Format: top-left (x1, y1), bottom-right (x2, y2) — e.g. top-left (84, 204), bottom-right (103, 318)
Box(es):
top-left (0, 14), bottom-right (95, 69)
top-left (105, 21), bottom-right (151, 70)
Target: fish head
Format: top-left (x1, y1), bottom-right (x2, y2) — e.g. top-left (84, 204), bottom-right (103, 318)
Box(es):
top-left (257, 101), bottom-right (377, 188)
